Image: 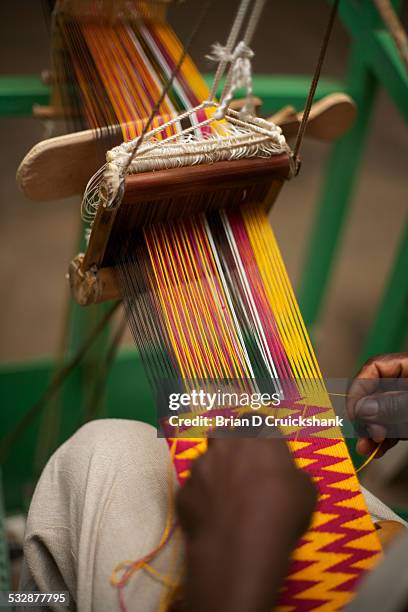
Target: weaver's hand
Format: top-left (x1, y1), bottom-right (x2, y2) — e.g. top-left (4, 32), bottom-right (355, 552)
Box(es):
top-left (347, 352), bottom-right (408, 458)
top-left (176, 434), bottom-right (317, 612)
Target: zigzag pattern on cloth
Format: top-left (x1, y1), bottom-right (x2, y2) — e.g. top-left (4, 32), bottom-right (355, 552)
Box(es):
top-left (120, 206), bottom-right (381, 610)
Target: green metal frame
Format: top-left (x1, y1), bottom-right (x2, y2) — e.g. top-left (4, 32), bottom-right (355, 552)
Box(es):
top-left (0, 470), bottom-right (10, 593)
top-left (1, 0), bottom-right (407, 512)
top-left (0, 76), bottom-right (48, 115)
top-left (299, 0), bottom-right (408, 344)
top-left (359, 220), bottom-right (408, 365)
top-left (1, 350), bottom-right (154, 511)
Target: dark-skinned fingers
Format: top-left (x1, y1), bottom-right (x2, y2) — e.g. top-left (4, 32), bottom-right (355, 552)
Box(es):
top-left (366, 423), bottom-right (387, 443)
top-left (347, 378), bottom-right (379, 420)
top-left (357, 353), bottom-right (408, 379)
top-left (347, 352), bottom-right (408, 419)
top-left (208, 433), bottom-right (293, 475)
top-left (356, 437), bottom-right (377, 456)
top-left (188, 449), bottom-right (219, 489)
top-left (356, 436), bottom-right (397, 457)
top-left (355, 391), bottom-right (408, 427)
top-left (346, 353), bottom-right (393, 419)
top-left (374, 439), bottom-right (398, 457)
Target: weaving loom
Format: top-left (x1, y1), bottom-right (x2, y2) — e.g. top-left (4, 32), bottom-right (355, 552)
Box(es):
top-left (18, 0), bottom-right (382, 609)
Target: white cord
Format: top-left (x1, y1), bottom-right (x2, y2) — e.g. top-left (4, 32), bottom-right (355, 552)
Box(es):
top-left (211, 41), bottom-right (254, 120)
top-left (208, 0), bottom-right (253, 101)
top-left (81, 104), bottom-right (288, 223)
top-left (208, 0), bottom-right (266, 120)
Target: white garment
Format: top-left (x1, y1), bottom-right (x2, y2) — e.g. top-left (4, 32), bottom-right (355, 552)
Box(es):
top-left (20, 419), bottom-right (407, 612)
top-left (20, 420), bottom-right (182, 612)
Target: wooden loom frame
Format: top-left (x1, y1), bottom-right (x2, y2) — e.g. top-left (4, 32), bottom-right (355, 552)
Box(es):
top-left (70, 154), bottom-right (292, 305)
top-left (0, 0), bottom-right (407, 517)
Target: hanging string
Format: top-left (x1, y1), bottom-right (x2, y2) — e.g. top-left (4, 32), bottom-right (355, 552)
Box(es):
top-left (111, 440), bottom-right (180, 612)
top-left (243, 0), bottom-right (266, 45)
top-left (356, 442), bottom-right (383, 473)
top-left (216, 0), bottom-right (266, 118)
top-left (293, 0), bottom-right (340, 164)
top-left (34, 215), bottom-right (85, 475)
top-left (207, 0), bottom-right (253, 102)
top-left (0, 301), bottom-right (121, 464)
top-left (83, 308), bottom-right (128, 422)
top-left (208, 0), bottom-right (267, 119)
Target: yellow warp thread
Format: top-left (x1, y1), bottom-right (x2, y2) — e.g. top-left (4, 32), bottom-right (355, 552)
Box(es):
top-left (356, 442), bottom-right (383, 473)
top-left (156, 208), bottom-right (382, 610)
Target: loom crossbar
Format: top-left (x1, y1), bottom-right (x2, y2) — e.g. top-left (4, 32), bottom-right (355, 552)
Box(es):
top-left (70, 153), bottom-right (292, 305)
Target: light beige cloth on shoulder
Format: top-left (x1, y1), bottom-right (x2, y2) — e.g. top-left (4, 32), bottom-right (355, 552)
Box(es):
top-left (20, 419), bottom-right (407, 612)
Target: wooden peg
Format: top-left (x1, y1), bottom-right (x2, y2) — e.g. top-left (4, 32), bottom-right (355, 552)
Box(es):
top-left (68, 254), bottom-right (119, 306)
top-left (268, 105), bottom-right (297, 126)
top-left (229, 96), bottom-right (262, 113)
top-left (17, 126), bottom-right (122, 201)
top-left (269, 93), bottom-right (356, 143)
top-left (32, 105), bottom-right (78, 120)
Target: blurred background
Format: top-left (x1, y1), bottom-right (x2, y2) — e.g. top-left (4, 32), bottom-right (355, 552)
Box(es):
top-left (0, 0), bottom-right (407, 583)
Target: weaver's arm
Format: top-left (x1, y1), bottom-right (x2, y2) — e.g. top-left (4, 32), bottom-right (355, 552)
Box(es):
top-left (175, 435), bottom-right (317, 612)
